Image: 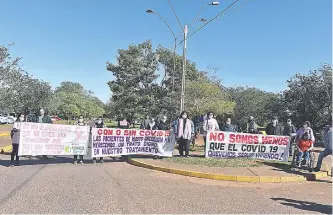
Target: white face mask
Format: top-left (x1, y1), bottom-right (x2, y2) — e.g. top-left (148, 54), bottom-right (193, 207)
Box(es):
top-left (226, 121), bottom-right (231, 125)
top-left (162, 118), bottom-right (167, 123)
top-left (287, 122), bottom-right (291, 126)
top-left (40, 110), bottom-right (45, 116)
top-left (208, 115), bottom-right (213, 119)
top-left (19, 117), bottom-right (24, 122)
top-left (182, 115), bottom-right (187, 119)
top-left (272, 120), bottom-right (277, 124)
top-left (79, 119), bottom-right (83, 123)
top-left (97, 120), bottom-right (102, 124)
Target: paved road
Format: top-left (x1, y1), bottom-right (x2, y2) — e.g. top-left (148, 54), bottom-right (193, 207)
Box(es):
top-left (0, 155), bottom-right (332, 214)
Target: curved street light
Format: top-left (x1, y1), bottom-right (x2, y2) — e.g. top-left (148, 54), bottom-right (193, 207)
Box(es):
top-left (146, 1), bottom-right (220, 113)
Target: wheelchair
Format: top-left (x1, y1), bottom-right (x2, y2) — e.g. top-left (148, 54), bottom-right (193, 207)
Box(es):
top-left (290, 144), bottom-right (316, 172)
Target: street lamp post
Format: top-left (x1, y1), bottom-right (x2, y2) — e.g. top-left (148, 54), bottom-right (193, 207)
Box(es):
top-left (147, 1), bottom-right (219, 113)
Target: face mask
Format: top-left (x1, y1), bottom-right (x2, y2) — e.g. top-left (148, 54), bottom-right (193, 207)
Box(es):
top-left (162, 118), bottom-right (167, 123)
top-left (287, 122), bottom-right (291, 126)
top-left (40, 111), bottom-right (45, 116)
top-left (19, 117), bottom-right (24, 122)
top-left (97, 120), bottom-right (102, 124)
top-left (79, 119), bottom-right (83, 123)
top-left (208, 115), bottom-right (213, 119)
top-left (303, 125), bottom-right (308, 129)
top-left (182, 115), bottom-right (187, 119)
top-left (272, 120), bottom-right (277, 124)
top-left (226, 121), bottom-right (231, 125)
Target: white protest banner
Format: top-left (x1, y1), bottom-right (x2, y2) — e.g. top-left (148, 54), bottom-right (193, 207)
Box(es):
top-left (205, 131), bottom-right (290, 162)
top-left (91, 128), bottom-right (175, 157)
top-left (18, 122), bottom-right (90, 156)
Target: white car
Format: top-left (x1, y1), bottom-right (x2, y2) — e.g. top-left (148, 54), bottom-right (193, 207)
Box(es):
top-left (0, 115), bottom-right (8, 124)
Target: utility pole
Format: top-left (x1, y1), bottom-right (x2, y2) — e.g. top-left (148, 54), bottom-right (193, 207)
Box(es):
top-left (180, 25), bottom-right (188, 113)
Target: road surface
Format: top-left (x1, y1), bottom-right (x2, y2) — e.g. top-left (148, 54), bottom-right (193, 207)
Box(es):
top-left (0, 155), bottom-right (332, 214)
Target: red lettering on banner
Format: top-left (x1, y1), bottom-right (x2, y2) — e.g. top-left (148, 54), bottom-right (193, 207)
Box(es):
top-left (116, 129), bottom-right (121, 135)
top-left (165, 131), bottom-right (170, 136)
top-left (139, 130), bottom-right (164, 137)
top-left (209, 132), bottom-right (224, 142)
top-left (103, 129), bottom-right (113, 135)
top-left (97, 129), bottom-right (102, 135)
top-left (262, 136), bottom-right (288, 145)
top-left (229, 134), bottom-right (258, 144)
top-left (124, 130), bottom-right (136, 136)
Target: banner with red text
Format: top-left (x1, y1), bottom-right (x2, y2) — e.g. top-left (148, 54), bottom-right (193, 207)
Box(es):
top-left (205, 131), bottom-right (290, 162)
top-left (91, 128), bottom-right (175, 157)
top-left (18, 122), bottom-right (90, 156)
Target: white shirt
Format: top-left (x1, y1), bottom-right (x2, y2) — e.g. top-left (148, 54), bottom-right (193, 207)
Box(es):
top-left (203, 118), bottom-right (219, 137)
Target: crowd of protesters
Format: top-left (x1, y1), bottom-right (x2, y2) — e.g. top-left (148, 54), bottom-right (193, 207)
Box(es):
top-left (8, 106), bottom-right (332, 173)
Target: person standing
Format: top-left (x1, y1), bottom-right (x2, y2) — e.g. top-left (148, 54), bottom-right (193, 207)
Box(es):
top-left (173, 111), bottom-right (194, 158)
top-left (283, 119), bottom-right (297, 156)
top-left (202, 112), bottom-right (219, 155)
top-left (314, 124), bottom-right (332, 172)
top-left (246, 116), bottom-right (258, 134)
top-left (154, 116), bottom-right (170, 159)
top-left (10, 114), bottom-right (25, 167)
top-left (73, 116), bottom-right (85, 164)
top-left (146, 118), bottom-right (155, 130)
top-left (93, 117), bottom-right (106, 164)
top-left (24, 106), bottom-right (37, 123)
top-left (37, 109), bottom-right (52, 159)
top-left (265, 117), bottom-right (283, 136)
top-left (140, 115), bottom-right (151, 129)
top-left (222, 118), bottom-right (235, 132)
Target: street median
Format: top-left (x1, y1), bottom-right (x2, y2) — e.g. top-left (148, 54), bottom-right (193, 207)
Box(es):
top-left (128, 157), bottom-right (328, 183)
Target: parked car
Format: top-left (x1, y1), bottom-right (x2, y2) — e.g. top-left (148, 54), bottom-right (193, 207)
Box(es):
top-left (0, 115), bottom-right (8, 124)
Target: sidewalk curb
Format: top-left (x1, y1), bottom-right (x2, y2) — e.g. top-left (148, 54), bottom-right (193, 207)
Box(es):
top-left (128, 158), bottom-right (328, 183)
top-left (0, 132), bottom-right (10, 137)
top-left (0, 144), bottom-right (12, 154)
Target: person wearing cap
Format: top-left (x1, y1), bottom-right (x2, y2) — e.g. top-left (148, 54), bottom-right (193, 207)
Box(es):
top-left (202, 112), bottom-right (219, 155)
top-left (283, 119), bottom-right (297, 156)
top-left (265, 117), bottom-right (283, 136)
top-left (73, 116), bottom-right (85, 164)
top-left (295, 121), bottom-right (315, 167)
top-left (37, 108), bottom-right (53, 159)
top-left (246, 116), bottom-right (258, 134)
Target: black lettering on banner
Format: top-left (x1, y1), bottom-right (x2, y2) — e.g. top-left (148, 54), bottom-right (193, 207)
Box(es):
top-left (209, 142), bottom-right (225, 150)
top-left (269, 146), bottom-right (278, 153)
top-left (228, 144), bottom-right (237, 151)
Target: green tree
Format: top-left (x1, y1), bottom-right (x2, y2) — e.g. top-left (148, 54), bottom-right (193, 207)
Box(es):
top-left (282, 64), bottom-right (332, 130)
top-left (185, 72), bottom-right (235, 117)
top-left (106, 40), bottom-right (159, 121)
top-left (226, 86), bottom-right (280, 128)
top-left (0, 45), bottom-right (52, 113)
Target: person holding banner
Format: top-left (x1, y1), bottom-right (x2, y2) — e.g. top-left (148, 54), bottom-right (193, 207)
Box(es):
top-left (10, 114), bottom-right (25, 167)
top-left (173, 111), bottom-right (194, 157)
top-left (37, 108), bottom-right (53, 159)
top-left (73, 116), bottom-right (85, 164)
top-left (93, 117), bottom-right (106, 164)
top-left (202, 112), bottom-right (219, 155)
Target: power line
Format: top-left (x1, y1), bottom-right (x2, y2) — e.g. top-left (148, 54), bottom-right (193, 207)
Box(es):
top-left (177, 0), bottom-right (252, 46)
top-left (168, 0), bottom-right (184, 31)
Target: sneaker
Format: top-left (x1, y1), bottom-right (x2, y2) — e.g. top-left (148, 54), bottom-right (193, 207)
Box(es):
top-left (100, 160), bottom-right (104, 164)
top-left (80, 160), bottom-right (84, 164)
top-left (93, 160), bottom-right (97, 164)
top-left (43, 155), bottom-right (48, 159)
top-left (186, 156), bottom-right (191, 158)
top-left (154, 156), bottom-right (158, 160)
top-left (14, 163), bottom-right (20, 166)
top-left (9, 163), bottom-right (14, 167)
top-left (73, 161), bottom-right (77, 165)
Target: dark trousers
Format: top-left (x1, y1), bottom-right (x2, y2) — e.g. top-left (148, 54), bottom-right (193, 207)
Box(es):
top-left (11, 144), bottom-right (19, 163)
top-left (93, 157), bottom-right (104, 161)
top-left (179, 138), bottom-right (190, 156)
top-left (74, 155), bottom-right (83, 161)
top-left (203, 136), bottom-right (207, 156)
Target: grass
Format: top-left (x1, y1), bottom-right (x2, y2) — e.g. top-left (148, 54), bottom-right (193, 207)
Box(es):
top-left (165, 145), bottom-right (293, 168)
